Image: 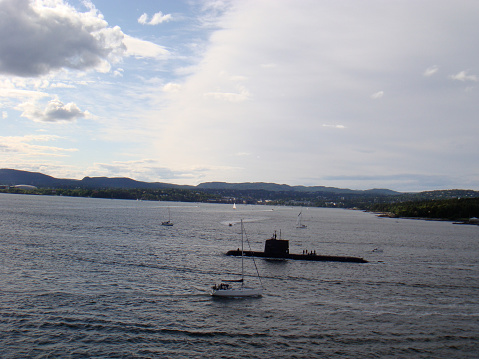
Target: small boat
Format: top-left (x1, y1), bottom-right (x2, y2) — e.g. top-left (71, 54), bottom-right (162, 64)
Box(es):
top-left (161, 208), bottom-right (173, 226)
top-left (233, 203), bottom-right (236, 210)
top-left (296, 210), bottom-right (307, 228)
top-left (211, 220), bottom-right (263, 298)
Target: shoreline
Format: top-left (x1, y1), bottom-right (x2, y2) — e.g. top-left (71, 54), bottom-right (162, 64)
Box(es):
top-left (373, 211), bottom-right (479, 225)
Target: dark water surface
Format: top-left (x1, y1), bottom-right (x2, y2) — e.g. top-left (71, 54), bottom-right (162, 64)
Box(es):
top-left (1, 193), bottom-right (477, 358)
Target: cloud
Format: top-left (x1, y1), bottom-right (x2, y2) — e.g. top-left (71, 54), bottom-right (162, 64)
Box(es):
top-left (322, 124), bottom-right (346, 129)
top-left (2, 111), bottom-right (7, 119)
top-left (449, 70), bottom-right (478, 82)
top-left (423, 65), bottom-right (439, 77)
top-left (50, 83), bottom-right (76, 89)
top-left (163, 83), bottom-right (182, 92)
top-left (203, 88), bottom-right (250, 102)
top-left (0, 134), bottom-right (77, 156)
top-left (112, 68), bottom-right (124, 77)
top-left (137, 13), bottom-right (148, 24)
top-left (371, 91), bottom-right (384, 99)
top-left (261, 63), bottom-right (277, 69)
top-left (138, 11), bottom-right (172, 25)
top-left (148, 1), bottom-right (479, 190)
top-left (87, 159), bottom-right (206, 182)
top-left (123, 35), bottom-right (170, 59)
top-left (0, 86), bottom-right (49, 100)
top-left (17, 98), bottom-right (90, 123)
top-left (0, 0), bottom-right (126, 77)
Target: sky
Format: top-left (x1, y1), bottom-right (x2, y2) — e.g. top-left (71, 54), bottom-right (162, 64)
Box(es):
top-left (1, 0), bottom-right (478, 192)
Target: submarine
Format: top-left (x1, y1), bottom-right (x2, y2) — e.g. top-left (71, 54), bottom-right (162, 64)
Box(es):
top-left (226, 231), bottom-right (368, 263)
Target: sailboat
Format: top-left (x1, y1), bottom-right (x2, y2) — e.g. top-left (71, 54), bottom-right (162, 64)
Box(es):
top-left (296, 210), bottom-right (307, 228)
top-left (161, 207), bottom-right (173, 226)
top-left (211, 220), bottom-right (263, 298)
top-left (233, 203), bottom-right (236, 210)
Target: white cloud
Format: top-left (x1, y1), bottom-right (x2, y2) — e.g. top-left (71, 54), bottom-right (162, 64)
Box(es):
top-left (150, 11), bottom-right (172, 25)
top-left (423, 65), bottom-right (439, 77)
top-left (163, 83), bottom-right (182, 92)
top-left (138, 11), bottom-right (172, 25)
top-left (203, 87), bottom-right (250, 102)
top-left (449, 70), bottom-right (478, 82)
top-left (0, 0), bottom-right (126, 77)
top-left (86, 159), bottom-right (205, 182)
top-left (112, 68), bottom-right (124, 77)
top-left (2, 111), bottom-right (7, 119)
top-left (322, 124), bottom-right (346, 129)
top-left (50, 83), bottom-right (76, 89)
top-left (123, 35), bottom-right (170, 59)
top-left (0, 134), bottom-right (77, 156)
top-left (148, 0), bottom-right (479, 190)
top-left (138, 13), bottom-right (148, 25)
top-left (261, 63), bottom-right (277, 69)
top-left (17, 98), bottom-right (90, 123)
top-left (0, 89), bottom-right (46, 100)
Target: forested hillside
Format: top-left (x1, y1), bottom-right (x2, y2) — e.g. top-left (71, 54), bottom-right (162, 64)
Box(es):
top-left (370, 197), bottom-right (479, 221)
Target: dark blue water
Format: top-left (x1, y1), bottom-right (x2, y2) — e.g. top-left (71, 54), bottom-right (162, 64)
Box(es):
top-left (1, 193), bottom-right (477, 358)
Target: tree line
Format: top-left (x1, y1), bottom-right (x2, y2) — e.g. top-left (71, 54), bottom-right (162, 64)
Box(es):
top-left (369, 197), bottom-right (479, 220)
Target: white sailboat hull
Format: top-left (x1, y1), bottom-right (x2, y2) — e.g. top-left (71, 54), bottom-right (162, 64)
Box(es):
top-left (211, 220), bottom-right (263, 298)
top-left (211, 287), bottom-right (263, 298)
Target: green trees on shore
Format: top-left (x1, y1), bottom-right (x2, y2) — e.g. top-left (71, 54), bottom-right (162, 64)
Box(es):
top-left (370, 197), bottom-right (479, 220)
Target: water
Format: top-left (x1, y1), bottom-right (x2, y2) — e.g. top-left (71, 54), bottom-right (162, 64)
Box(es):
top-left (1, 193), bottom-right (477, 358)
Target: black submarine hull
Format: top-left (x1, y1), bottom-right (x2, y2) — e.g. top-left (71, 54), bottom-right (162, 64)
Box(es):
top-left (226, 250), bottom-right (368, 263)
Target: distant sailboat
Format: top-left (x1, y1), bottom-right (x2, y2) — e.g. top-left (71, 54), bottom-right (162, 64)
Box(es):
top-left (296, 210), bottom-right (307, 228)
top-left (233, 203), bottom-right (237, 210)
top-left (161, 207), bottom-right (173, 226)
top-left (211, 220), bottom-right (263, 298)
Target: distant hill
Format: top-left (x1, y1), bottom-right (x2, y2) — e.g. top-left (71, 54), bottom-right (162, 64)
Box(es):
top-left (363, 188), bottom-right (402, 196)
top-left (0, 168), bottom-right (79, 187)
top-left (196, 181), bottom-right (401, 195)
top-left (197, 181), bottom-right (294, 191)
top-left (0, 169), bottom-right (189, 190)
top-left (79, 176), bottom-right (192, 189)
top-left (1, 169), bottom-right (400, 194)
top-left (197, 181), bottom-right (355, 193)
top-left (2, 169), bottom-right (479, 209)
top-left (2, 169), bottom-right (478, 201)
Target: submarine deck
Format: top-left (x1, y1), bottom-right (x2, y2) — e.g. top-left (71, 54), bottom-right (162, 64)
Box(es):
top-left (226, 250), bottom-right (368, 263)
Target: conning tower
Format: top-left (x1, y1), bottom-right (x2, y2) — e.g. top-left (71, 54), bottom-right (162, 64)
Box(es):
top-left (264, 231), bottom-right (289, 257)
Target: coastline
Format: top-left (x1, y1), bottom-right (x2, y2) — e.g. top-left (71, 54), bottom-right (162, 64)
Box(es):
top-left (373, 211), bottom-right (479, 226)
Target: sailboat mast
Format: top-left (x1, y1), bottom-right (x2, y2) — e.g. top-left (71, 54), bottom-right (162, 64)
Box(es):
top-left (241, 219), bottom-right (244, 287)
